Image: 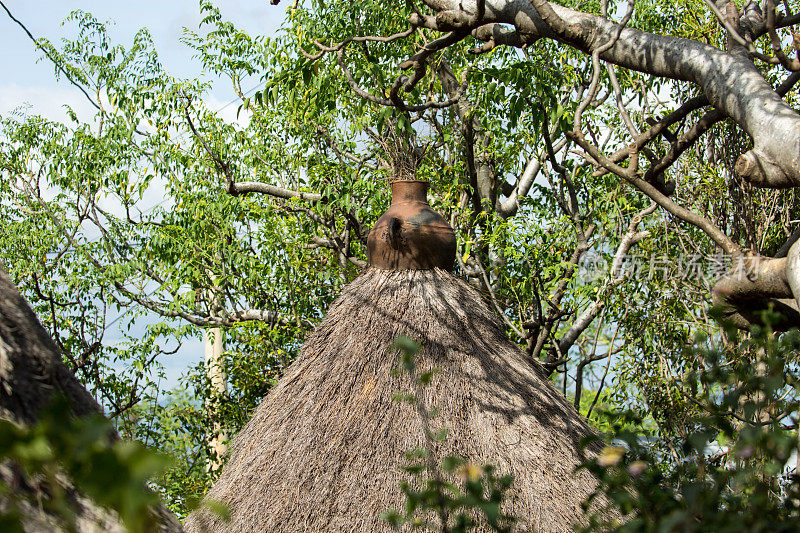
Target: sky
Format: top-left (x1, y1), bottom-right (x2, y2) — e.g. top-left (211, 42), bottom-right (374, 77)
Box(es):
top-left (0, 1), bottom-right (287, 120)
top-left (1, 0), bottom-right (289, 391)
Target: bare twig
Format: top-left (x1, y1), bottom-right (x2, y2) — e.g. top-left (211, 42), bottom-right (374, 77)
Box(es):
top-left (336, 48), bottom-right (467, 112)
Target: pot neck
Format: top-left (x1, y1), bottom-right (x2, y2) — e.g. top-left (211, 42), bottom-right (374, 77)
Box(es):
top-left (390, 180), bottom-right (429, 204)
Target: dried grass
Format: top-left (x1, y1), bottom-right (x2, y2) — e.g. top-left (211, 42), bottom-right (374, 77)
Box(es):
top-left (372, 119), bottom-right (425, 182)
top-left (186, 268), bottom-right (601, 532)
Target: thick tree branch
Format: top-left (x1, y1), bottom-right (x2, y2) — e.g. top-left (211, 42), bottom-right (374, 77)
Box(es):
top-left (646, 71), bottom-right (800, 183)
top-left (712, 256), bottom-right (800, 329)
top-left (227, 181), bottom-right (322, 201)
top-left (423, 0), bottom-right (800, 187)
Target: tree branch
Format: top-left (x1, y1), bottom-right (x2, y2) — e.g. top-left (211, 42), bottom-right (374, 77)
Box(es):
top-left (228, 181), bottom-right (322, 201)
top-left (423, 0), bottom-right (800, 187)
top-left (554, 203), bottom-right (655, 357)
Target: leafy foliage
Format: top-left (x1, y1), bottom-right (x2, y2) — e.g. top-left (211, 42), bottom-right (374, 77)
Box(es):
top-left (0, 400), bottom-right (170, 533)
top-left (580, 319), bottom-right (800, 531)
top-left (3, 0), bottom-right (800, 527)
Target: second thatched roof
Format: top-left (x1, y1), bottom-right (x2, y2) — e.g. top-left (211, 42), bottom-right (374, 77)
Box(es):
top-left (186, 266), bottom-right (601, 532)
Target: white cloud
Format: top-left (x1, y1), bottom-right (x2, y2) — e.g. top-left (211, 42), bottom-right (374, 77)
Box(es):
top-left (0, 83), bottom-right (98, 124)
top-left (205, 94), bottom-right (253, 129)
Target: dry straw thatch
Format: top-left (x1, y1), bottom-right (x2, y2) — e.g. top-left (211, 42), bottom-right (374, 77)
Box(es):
top-left (186, 267), bottom-right (601, 532)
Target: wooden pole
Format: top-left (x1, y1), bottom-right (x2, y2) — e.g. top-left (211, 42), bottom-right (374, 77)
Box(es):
top-left (204, 270), bottom-right (228, 472)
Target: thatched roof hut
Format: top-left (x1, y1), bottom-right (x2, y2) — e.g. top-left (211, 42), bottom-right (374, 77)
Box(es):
top-left (186, 181), bottom-right (601, 532)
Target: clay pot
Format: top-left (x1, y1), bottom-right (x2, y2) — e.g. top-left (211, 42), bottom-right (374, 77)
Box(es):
top-left (367, 180), bottom-right (456, 271)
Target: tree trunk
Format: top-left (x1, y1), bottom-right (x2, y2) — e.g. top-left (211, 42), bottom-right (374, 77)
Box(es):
top-left (423, 0), bottom-right (800, 187)
top-left (204, 325), bottom-right (228, 472)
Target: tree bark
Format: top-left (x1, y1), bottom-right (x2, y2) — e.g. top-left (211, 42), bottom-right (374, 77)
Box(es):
top-left (712, 256), bottom-right (800, 329)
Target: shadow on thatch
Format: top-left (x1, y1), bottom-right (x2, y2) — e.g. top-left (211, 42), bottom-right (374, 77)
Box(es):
top-left (186, 268), bottom-right (602, 533)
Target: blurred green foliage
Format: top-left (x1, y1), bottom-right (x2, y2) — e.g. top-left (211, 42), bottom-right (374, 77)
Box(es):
top-left (581, 316), bottom-right (800, 531)
top-left (0, 399), bottom-right (170, 532)
top-left (2, 0), bottom-right (800, 527)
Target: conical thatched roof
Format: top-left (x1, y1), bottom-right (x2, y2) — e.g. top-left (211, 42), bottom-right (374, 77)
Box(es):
top-left (186, 267), bottom-right (601, 532)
